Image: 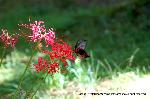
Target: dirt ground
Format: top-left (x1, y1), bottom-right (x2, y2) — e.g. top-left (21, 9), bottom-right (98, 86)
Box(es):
top-left (46, 72), bottom-right (150, 99)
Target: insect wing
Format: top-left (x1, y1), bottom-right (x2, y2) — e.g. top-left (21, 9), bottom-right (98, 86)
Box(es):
top-left (75, 39), bottom-right (87, 50)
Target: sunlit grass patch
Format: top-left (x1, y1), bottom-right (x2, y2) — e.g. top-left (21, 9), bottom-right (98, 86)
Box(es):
top-left (34, 71), bottom-right (150, 99)
top-left (0, 68), bottom-right (14, 84)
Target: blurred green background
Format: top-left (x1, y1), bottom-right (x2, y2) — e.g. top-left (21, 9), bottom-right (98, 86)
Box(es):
top-left (0, 0), bottom-right (150, 65)
top-left (0, 0), bottom-right (150, 98)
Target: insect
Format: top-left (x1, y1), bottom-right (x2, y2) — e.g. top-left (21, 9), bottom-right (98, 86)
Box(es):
top-left (74, 39), bottom-right (90, 58)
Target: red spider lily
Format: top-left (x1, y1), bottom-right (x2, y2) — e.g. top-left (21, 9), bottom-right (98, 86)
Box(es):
top-left (33, 57), bottom-right (49, 73)
top-left (20, 21), bottom-right (55, 46)
top-left (24, 21), bottom-right (76, 74)
top-left (43, 39), bottom-right (75, 67)
top-left (33, 57), bottom-right (59, 74)
top-left (0, 29), bottom-right (18, 48)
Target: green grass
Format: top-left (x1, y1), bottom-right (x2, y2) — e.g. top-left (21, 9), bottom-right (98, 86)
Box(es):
top-left (0, 50), bottom-right (149, 98)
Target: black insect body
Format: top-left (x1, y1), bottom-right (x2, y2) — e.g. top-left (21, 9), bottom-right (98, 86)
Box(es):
top-left (74, 39), bottom-right (90, 58)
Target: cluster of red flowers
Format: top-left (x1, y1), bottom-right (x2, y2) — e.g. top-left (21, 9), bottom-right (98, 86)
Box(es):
top-left (33, 57), bottom-right (59, 74)
top-left (0, 20), bottom-right (76, 75)
top-left (43, 39), bottom-right (75, 66)
top-left (0, 29), bottom-right (18, 48)
top-left (20, 21), bottom-right (76, 74)
top-left (34, 40), bottom-right (75, 75)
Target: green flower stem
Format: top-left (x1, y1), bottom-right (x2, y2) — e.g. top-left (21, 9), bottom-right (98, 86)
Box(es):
top-left (18, 47), bottom-right (36, 88)
top-left (31, 72), bottom-right (49, 99)
top-left (14, 43), bottom-right (38, 98)
top-left (24, 86), bottom-right (34, 98)
top-left (0, 47), bottom-right (6, 68)
top-left (24, 74), bottom-right (42, 98)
